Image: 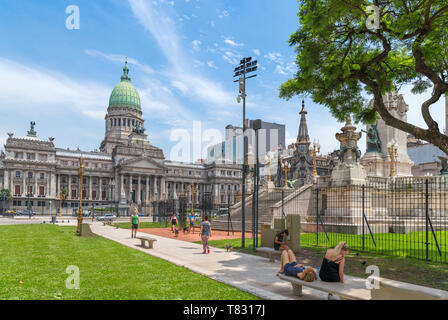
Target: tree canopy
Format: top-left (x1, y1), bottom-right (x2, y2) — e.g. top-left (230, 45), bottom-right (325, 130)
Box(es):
top-left (280, 0), bottom-right (448, 153)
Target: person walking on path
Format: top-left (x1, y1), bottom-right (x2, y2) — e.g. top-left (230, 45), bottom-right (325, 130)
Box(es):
top-left (131, 209), bottom-right (140, 239)
top-left (199, 215), bottom-right (212, 254)
top-left (188, 213), bottom-right (195, 233)
top-left (170, 213), bottom-right (178, 233)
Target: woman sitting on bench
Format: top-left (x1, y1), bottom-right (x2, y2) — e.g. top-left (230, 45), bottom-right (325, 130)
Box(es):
top-left (319, 241), bottom-right (349, 283)
top-left (274, 229), bottom-right (289, 251)
top-left (279, 247), bottom-right (317, 282)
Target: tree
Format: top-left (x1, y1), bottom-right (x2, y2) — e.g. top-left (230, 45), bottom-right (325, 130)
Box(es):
top-left (280, 1), bottom-right (448, 153)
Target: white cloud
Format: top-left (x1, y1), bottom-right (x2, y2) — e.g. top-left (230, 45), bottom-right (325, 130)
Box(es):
top-left (275, 65), bottom-right (287, 75)
top-left (207, 61), bottom-right (218, 69)
top-left (171, 80), bottom-right (188, 93)
top-left (221, 51), bottom-right (242, 65)
top-left (84, 49), bottom-right (154, 74)
top-left (253, 49), bottom-right (261, 56)
top-left (218, 10), bottom-right (229, 19)
top-left (224, 39), bottom-right (243, 47)
top-left (265, 52), bottom-right (283, 64)
top-left (0, 58), bottom-right (109, 120)
top-left (192, 40), bottom-right (201, 51)
top-left (128, 0), bottom-right (234, 107)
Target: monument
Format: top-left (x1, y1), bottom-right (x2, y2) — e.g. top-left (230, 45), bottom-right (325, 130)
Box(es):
top-left (330, 116), bottom-right (366, 186)
top-left (361, 91), bottom-right (413, 177)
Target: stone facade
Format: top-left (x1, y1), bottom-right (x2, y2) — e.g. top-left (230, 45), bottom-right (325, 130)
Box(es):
top-left (0, 63), bottom-right (241, 214)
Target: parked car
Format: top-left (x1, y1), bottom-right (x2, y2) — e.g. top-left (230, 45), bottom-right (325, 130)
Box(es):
top-left (4, 210), bottom-right (15, 216)
top-left (15, 209), bottom-right (36, 216)
top-left (82, 211), bottom-right (91, 217)
top-left (96, 214), bottom-right (117, 221)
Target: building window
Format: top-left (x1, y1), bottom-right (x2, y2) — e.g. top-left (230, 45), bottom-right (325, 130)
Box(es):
top-left (15, 185), bottom-right (21, 195)
top-left (39, 186), bottom-right (45, 196)
top-left (14, 152), bottom-right (23, 159)
top-left (118, 118), bottom-right (121, 126)
top-left (40, 173), bottom-right (45, 179)
top-left (16, 171), bottom-right (21, 178)
top-left (38, 154), bottom-right (47, 161)
top-left (26, 153), bottom-right (36, 160)
top-left (72, 189), bottom-right (77, 198)
top-left (27, 186), bottom-right (33, 195)
top-left (28, 172), bottom-right (33, 179)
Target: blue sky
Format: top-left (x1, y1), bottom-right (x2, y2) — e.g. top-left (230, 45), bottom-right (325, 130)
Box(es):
top-left (0, 0), bottom-right (445, 161)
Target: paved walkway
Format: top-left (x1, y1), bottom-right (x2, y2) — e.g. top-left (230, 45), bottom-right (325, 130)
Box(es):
top-left (89, 222), bottom-right (328, 300)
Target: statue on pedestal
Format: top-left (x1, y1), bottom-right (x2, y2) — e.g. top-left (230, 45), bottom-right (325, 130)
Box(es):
top-left (362, 124), bottom-right (382, 153)
top-left (439, 156), bottom-right (448, 175)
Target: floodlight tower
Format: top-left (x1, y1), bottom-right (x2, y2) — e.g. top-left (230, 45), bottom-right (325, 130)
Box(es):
top-left (234, 57), bottom-right (257, 247)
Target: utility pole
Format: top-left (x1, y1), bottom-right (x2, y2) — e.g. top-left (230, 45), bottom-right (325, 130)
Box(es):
top-left (234, 57), bottom-right (257, 248)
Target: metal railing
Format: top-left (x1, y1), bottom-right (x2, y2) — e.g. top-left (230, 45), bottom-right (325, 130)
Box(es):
top-left (300, 177), bottom-right (448, 263)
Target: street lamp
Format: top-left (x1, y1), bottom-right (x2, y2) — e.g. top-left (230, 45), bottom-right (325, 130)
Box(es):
top-left (309, 139), bottom-right (321, 177)
top-left (234, 57), bottom-right (257, 248)
top-left (388, 140), bottom-right (398, 177)
top-left (76, 157), bottom-right (85, 234)
top-left (252, 119), bottom-right (262, 249)
top-left (281, 159), bottom-right (291, 189)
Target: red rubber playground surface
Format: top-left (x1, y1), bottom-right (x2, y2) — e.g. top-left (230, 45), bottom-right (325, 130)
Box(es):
top-left (139, 227), bottom-right (254, 242)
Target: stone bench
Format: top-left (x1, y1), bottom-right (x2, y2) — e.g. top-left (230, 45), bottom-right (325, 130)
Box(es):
top-left (277, 273), bottom-right (371, 300)
top-left (136, 236), bottom-right (157, 249)
top-left (256, 247), bottom-right (282, 262)
top-left (371, 277), bottom-right (448, 300)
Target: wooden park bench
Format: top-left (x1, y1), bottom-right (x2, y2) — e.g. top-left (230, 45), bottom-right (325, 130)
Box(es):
top-left (136, 236), bottom-right (157, 249)
top-left (256, 247), bottom-right (282, 262)
top-left (277, 272), bottom-right (371, 300)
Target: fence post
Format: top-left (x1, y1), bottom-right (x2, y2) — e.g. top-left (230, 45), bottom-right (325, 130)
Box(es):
top-left (425, 179), bottom-right (429, 261)
top-left (316, 188), bottom-right (319, 247)
top-left (362, 184), bottom-right (365, 252)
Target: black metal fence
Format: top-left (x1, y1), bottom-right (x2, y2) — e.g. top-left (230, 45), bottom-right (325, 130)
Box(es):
top-left (301, 177), bottom-right (448, 263)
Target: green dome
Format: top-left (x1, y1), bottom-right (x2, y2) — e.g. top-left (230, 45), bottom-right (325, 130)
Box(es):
top-left (108, 61), bottom-right (141, 111)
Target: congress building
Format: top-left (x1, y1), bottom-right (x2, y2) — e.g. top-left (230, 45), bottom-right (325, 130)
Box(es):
top-left (0, 62), bottom-right (241, 215)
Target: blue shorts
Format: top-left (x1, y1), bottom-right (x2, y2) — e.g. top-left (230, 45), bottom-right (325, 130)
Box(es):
top-left (284, 262), bottom-right (305, 277)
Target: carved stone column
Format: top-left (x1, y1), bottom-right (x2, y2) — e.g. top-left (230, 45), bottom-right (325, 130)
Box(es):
top-left (137, 175), bottom-right (141, 204)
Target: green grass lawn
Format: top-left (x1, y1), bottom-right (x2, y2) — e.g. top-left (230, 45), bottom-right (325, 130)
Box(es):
top-left (301, 231), bottom-right (448, 263)
top-left (0, 224), bottom-right (258, 300)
